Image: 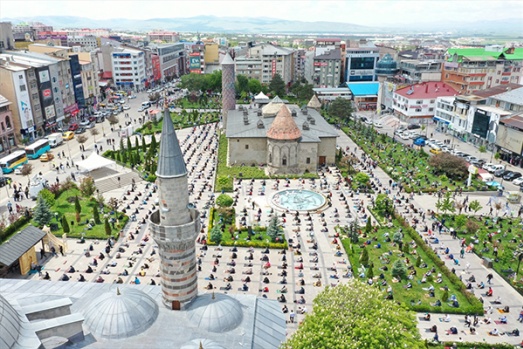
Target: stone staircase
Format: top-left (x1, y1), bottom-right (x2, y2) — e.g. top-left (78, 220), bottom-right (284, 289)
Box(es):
top-left (94, 171), bottom-right (143, 193)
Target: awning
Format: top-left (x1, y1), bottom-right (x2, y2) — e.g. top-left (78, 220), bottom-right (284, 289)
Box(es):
top-left (433, 116), bottom-right (450, 125)
top-left (76, 153), bottom-right (116, 172)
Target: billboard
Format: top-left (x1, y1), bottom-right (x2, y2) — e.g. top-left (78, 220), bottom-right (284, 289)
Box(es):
top-left (496, 124), bottom-right (523, 155)
top-left (12, 71), bottom-right (35, 130)
top-left (39, 70), bottom-right (50, 83)
top-left (189, 54), bottom-right (201, 73)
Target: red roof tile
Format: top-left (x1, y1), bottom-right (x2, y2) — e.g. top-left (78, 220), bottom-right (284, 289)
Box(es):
top-left (395, 81), bottom-right (457, 99)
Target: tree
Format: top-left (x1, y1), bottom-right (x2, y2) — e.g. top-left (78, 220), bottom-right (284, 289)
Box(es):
top-left (33, 196), bottom-right (53, 227)
top-left (365, 262), bottom-right (374, 279)
top-left (268, 73), bottom-right (285, 97)
top-left (107, 115), bottom-right (119, 127)
top-left (281, 281), bottom-right (423, 349)
top-left (391, 259), bottom-right (408, 280)
top-left (465, 219), bottom-right (480, 235)
top-left (354, 172), bottom-right (370, 189)
top-left (248, 78), bottom-right (262, 94)
top-left (348, 220), bottom-right (360, 243)
top-left (20, 163), bottom-right (33, 184)
top-left (455, 214), bottom-right (467, 232)
top-left (79, 176), bottom-right (96, 197)
top-left (267, 216), bottom-right (282, 242)
top-left (37, 188), bottom-right (55, 207)
top-left (104, 218), bottom-right (111, 236)
top-left (236, 74), bottom-right (249, 95)
top-left (291, 81), bottom-right (314, 101)
top-left (93, 205), bottom-right (101, 225)
top-left (365, 217), bottom-right (372, 234)
top-left (469, 200), bottom-right (482, 215)
top-left (428, 153), bottom-right (468, 179)
top-left (141, 136), bottom-right (147, 153)
top-left (328, 97), bottom-right (353, 119)
top-left (76, 134), bottom-right (88, 146)
top-left (90, 128), bottom-right (99, 143)
top-left (61, 215), bottom-right (70, 233)
top-left (215, 194), bottom-right (234, 208)
top-left (374, 194), bottom-right (393, 215)
top-left (359, 247), bottom-right (369, 266)
top-left (478, 145), bottom-right (487, 153)
top-left (74, 196), bottom-right (82, 215)
top-left (440, 192), bottom-right (455, 216)
top-left (210, 224), bottom-right (223, 244)
top-left (108, 197), bottom-right (119, 212)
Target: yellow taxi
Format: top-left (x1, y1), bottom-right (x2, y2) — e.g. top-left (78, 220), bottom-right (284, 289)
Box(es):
top-left (429, 148), bottom-right (442, 155)
top-left (63, 131), bottom-right (75, 141)
top-left (40, 152), bottom-right (55, 162)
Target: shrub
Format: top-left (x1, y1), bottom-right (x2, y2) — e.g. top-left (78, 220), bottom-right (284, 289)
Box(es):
top-left (216, 194), bottom-right (234, 208)
top-left (38, 189), bottom-right (55, 207)
top-left (391, 259), bottom-right (407, 280)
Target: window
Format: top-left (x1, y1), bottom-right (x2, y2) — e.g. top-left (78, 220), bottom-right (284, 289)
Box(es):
top-left (5, 116), bottom-right (11, 129)
top-left (19, 84), bottom-right (26, 92)
top-left (245, 144), bottom-right (249, 149)
top-left (0, 123), bottom-right (4, 131)
top-left (415, 108), bottom-right (422, 112)
top-left (282, 155), bottom-right (287, 166)
top-left (306, 157), bottom-right (311, 164)
top-left (429, 108), bottom-right (434, 112)
top-left (269, 153), bottom-right (272, 163)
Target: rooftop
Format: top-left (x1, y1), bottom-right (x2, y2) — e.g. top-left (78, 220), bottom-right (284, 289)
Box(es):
top-left (347, 82), bottom-right (380, 97)
top-left (395, 81), bottom-right (457, 99)
top-left (490, 86), bottom-right (523, 106)
top-left (0, 94), bottom-right (12, 107)
top-left (0, 226), bottom-right (46, 267)
top-left (500, 114), bottom-right (523, 130)
top-left (315, 49), bottom-right (341, 60)
top-left (447, 47), bottom-right (523, 62)
top-left (266, 105), bottom-right (302, 141)
top-left (468, 83), bottom-right (523, 99)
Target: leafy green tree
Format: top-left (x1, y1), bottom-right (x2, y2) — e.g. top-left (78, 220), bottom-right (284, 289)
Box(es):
top-left (291, 81), bottom-right (314, 101)
top-left (141, 136), bottom-right (147, 153)
top-left (33, 196), bottom-right (53, 227)
top-left (281, 282), bottom-right (423, 349)
top-left (428, 152), bottom-right (468, 179)
top-left (359, 247), bottom-right (369, 266)
top-left (38, 188), bottom-right (56, 207)
top-left (61, 215), bottom-right (70, 233)
top-left (354, 172), bottom-right (370, 189)
top-left (127, 137), bottom-right (132, 152)
top-left (348, 220), bottom-right (360, 243)
top-left (215, 194), bottom-right (234, 208)
top-left (442, 289), bottom-right (449, 302)
top-left (267, 216), bottom-right (282, 242)
top-left (210, 224), bottom-right (223, 244)
top-left (93, 205), bottom-right (101, 225)
top-left (236, 74), bottom-right (249, 95)
top-left (374, 194), bottom-right (393, 215)
top-left (248, 78), bottom-right (262, 94)
top-left (415, 255), bottom-right (421, 268)
top-left (79, 177), bottom-right (96, 197)
top-left (328, 97), bottom-right (353, 119)
top-left (74, 196), bottom-right (81, 215)
top-left (104, 218), bottom-right (111, 236)
top-left (268, 73), bottom-right (285, 97)
top-left (392, 231), bottom-right (403, 243)
top-left (469, 200), bottom-right (482, 215)
top-left (440, 192), bottom-right (455, 216)
top-left (454, 214), bottom-right (467, 232)
top-left (392, 259), bottom-right (407, 280)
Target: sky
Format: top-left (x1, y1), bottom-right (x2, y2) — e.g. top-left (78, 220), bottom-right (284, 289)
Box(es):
top-left (1, 0), bottom-right (522, 27)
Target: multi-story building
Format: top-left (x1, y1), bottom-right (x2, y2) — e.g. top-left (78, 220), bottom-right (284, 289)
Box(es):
top-left (67, 35), bottom-right (98, 51)
top-left (392, 81), bottom-right (457, 121)
top-left (244, 43), bottom-right (295, 84)
top-left (311, 49), bottom-right (342, 88)
top-left (147, 31), bottom-right (179, 43)
top-left (294, 49), bottom-right (306, 82)
top-left (0, 22), bottom-right (15, 50)
top-left (77, 52), bottom-right (100, 114)
top-left (443, 46), bottom-right (523, 94)
top-left (150, 43), bottom-right (186, 81)
top-left (204, 42), bottom-right (219, 66)
top-left (399, 60), bottom-right (442, 83)
top-left (345, 40), bottom-right (379, 82)
top-left (0, 94), bottom-right (16, 154)
top-left (234, 56), bottom-right (262, 81)
top-left (111, 46), bottom-right (147, 90)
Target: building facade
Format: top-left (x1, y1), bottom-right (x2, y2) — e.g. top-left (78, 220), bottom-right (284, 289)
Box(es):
top-left (152, 43), bottom-right (186, 81)
top-left (244, 44), bottom-right (295, 84)
top-left (0, 94), bottom-right (16, 154)
top-left (345, 41), bottom-right (379, 82)
top-left (399, 60), bottom-right (442, 83)
top-left (111, 47), bottom-right (147, 90)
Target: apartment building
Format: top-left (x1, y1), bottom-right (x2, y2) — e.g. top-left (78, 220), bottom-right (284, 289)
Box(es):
top-left (399, 60), bottom-right (442, 83)
top-left (111, 47), bottom-right (147, 90)
top-left (345, 41), bottom-right (379, 82)
top-left (67, 35), bottom-right (98, 51)
top-left (234, 56), bottom-right (263, 81)
top-left (150, 43), bottom-right (186, 80)
top-left (245, 43), bottom-right (295, 84)
top-left (0, 94), bottom-right (16, 154)
top-left (147, 31), bottom-right (180, 43)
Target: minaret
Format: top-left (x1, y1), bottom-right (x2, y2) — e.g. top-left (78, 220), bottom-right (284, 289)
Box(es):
top-left (221, 52), bottom-right (236, 130)
top-left (149, 103), bottom-right (201, 310)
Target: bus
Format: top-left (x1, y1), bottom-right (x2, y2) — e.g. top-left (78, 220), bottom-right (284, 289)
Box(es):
top-left (0, 151), bottom-right (28, 174)
top-left (25, 139), bottom-right (51, 160)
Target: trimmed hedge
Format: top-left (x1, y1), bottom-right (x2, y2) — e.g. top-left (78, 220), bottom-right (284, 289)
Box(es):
top-left (0, 214), bottom-right (32, 243)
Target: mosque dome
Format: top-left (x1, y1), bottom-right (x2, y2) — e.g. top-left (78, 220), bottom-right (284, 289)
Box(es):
top-left (262, 96), bottom-right (285, 117)
top-left (181, 338), bottom-right (226, 349)
top-left (375, 53), bottom-right (399, 76)
top-left (266, 105), bottom-right (302, 141)
top-left (82, 288), bottom-right (159, 339)
top-left (0, 294), bottom-right (22, 349)
top-left (307, 95), bottom-right (322, 110)
top-left (186, 293), bottom-right (243, 333)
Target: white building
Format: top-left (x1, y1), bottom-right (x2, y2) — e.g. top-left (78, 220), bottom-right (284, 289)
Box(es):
top-left (111, 47), bottom-right (147, 90)
top-left (244, 44), bottom-right (295, 84)
top-left (67, 36), bottom-right (98, 52)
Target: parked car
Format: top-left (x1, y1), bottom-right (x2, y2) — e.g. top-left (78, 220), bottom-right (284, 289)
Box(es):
top-left (407, 124), bottom-right (421, 130)
top-left (128, 94), bottom-right (136, 99)
top-left (75, 127), bottom-right (86, 134)
top-left (465, 156), bottom-right (479, 163)
top-left (399, 132), bottom-right (412, 140)
top-left (39, 152), bottom-right (55, 162)
top-left (0, 176), bottom-right (11, 187)
top-left (512, 177), bottom-right (523, 186)
top-left (63, 131), bottom-right (75, 141)
top-left (487, 164), bottom-right (505, 173)
top-left (504, 171), bottom-right (522, 181)
top-left (494, 169), bottom-right (510, 178)
top-left (123, 105), bottom-right (130, 110)
top-left (471, 159), bottom-right (486, 168)
top-left (429, 147), bottom-right (442, 155)
top-left (482, 162), bottom-right (495, 170)
top-left (413, 137), bottom-right (426, 146)
top-left (394, 128), bottom-right (406, 135)
top-left (79, 120), bottom-right (91, 127)
top-left (68, 123), bottom-right (79, 131)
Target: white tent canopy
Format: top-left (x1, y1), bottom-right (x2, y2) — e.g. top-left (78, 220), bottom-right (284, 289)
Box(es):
top-left (254, 92), bottom-right (269, 101)
top-left (76, 153), bottom-right (116, 172)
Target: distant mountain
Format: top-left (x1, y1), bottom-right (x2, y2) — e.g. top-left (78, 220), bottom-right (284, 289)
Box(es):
top-left (2, 15), bottom-right (378, 34)
top-left (2, 15), bottom-right (520, 35)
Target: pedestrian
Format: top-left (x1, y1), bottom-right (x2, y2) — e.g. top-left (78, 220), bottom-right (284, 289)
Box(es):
top-left (62, 151), bottom-right (65, 158)
top-left (289, 310), bottom-right (295, 323)
top-left (71, 172), bottom-right (76, 181)
top-left (7, 201), bottom-right (12, 214)
top-left (465, 262), bottom-right (470, 273)
top-left (59, 245), bottom-right (64, 257)
top-left (40, 248), bottom-right (45, 260)
top-left (487, 273), bottom-right (493, 284)
top-left (56, 177), bottom-right (60, 184)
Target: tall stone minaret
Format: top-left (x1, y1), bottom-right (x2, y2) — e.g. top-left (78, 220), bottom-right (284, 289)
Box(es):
top-left (149, 103), bottom-right (201, 310)
top-left (221, 52), bottom-right (236, 130)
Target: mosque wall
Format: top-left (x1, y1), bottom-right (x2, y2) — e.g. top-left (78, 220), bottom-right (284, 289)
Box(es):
top-left (317, 137), bottom-right (337, 165)
top-left (297, 142), bottom-right (319, 173)
top-left (227, 138), bottom-right (267, 166)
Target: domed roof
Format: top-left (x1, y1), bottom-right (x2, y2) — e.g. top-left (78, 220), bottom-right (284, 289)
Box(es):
top-left (181, 338), bottom-right (225, 349)
top-left (82, 288), bottom-right (159, 339)
top-left (307, 95), bottom-right (321, 110)
top-left (375, 53), bottom-right (398, 76)
top-left (186, 293), bottom-right (243, 333)
top-left (266, 105), bottom-right (302, 141)
top-left (262, 96), bottom-right (284, 117)
top-left (0, 294), bottom-right (22, 349)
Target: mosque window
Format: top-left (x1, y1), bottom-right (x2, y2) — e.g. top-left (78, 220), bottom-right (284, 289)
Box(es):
top-left (269, 153), bottom-right (272, 163)
top-left (306, 158), bottom-right (310, 164)
top-left (282, 155), bottom-right (287, 166)
top-left (245, 144), bottom-right (249, 149)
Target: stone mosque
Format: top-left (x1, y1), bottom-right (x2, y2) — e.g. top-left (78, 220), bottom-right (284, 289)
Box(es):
top-left (0, 104), bottom-right (286, 349)
top-left (221, 53), bottom-right (339, 175)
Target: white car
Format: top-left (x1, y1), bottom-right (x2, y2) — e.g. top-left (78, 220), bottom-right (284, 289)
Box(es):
top-left (123, 105), bottom-right (130, 110)
top-left (399, 132), bottom-right (411, 140)
top-left (79, 120), bottom-right (91, 127)
top-left (128, 95), bottom-right (137, 99)
top-left (482, 162), bottom-right (495, 170)
top-left (138, 107), bottom-right (146, 112)
top-left (14, 167), bottom-right (23, 175)
top-left (512, 177), bottom-right (523, 186)
top-left (373, 121), bottom-right (383, 128)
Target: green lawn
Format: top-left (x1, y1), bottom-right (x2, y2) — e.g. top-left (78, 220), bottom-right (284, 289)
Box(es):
top-left (215, 133), bottom-right (318, 192)
top-left (340, 122), bottom-right (488, 193)
top-left (176, 97), bottom-right (221, 110)
top-left (341, 211), bottom-right (483, 315)
top-left (49, 188), bottom-right (128, 239)
top-left (441, 214), bottom-right (523, 294)
top-left (136, 111), bottom-right (220, 135)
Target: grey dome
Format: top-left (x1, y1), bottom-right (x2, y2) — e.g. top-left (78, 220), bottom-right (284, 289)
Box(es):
top-left (187, 293), bottom-right (243, 333)
top-left (0, 294), bottom-right (22, 349)
top-left (181, 338), bottom-right (225, 349)
top-left (83, 288), bottom-right (159, 339)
